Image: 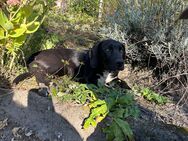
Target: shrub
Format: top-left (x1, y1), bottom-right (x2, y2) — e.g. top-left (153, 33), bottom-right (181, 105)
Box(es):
top-left (0, 0), bottom-right (54, 70)
top-left (99, 0), bottom-right (188, 99)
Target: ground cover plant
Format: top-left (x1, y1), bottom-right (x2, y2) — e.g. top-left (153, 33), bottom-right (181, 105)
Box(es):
top-left (50, 76), bottom-right (139, 141)
top-left (133, 86), bottom-right (169, 105)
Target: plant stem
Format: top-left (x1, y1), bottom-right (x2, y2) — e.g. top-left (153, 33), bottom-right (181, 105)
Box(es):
top-left (9, 53), bottom-right (15, 70)
top-left (0, 47), bottom-right (5, 66)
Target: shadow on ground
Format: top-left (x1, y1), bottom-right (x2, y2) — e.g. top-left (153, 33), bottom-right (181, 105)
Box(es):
top-left (1, 73), bottom-right (188, 141)
top-left (0, 81), bottom-right (104, 141)
top-left (0, 73), bottom-right (83, 140)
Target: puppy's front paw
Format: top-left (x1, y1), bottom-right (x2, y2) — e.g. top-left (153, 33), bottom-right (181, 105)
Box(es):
top-left (38, 87), bottom-right (50, 97)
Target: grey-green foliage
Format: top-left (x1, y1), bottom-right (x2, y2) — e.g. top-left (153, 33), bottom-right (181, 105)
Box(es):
top-left (100, 0), bottom-right (188, 56)
top-left (107, 0), bottom-right (183, 38)
top-left (69, 0), bottom-right (99, 17)
top-left (99, 0), bottom-right (188, 97)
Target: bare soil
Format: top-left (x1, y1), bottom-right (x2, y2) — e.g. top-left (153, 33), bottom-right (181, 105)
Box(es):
top-left (0, 88), bottom-right (105, 141)
top-left (0, 66), bottom-right (188, 141)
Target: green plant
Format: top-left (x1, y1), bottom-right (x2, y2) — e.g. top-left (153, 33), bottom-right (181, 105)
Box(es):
top-left (141, 87), bottom-right (169, 104)
top-left (70, 0), bottom-right (99, 17)
top-left (84, 86), bottom-right (138, 141)
top-left (0, 0), bottom-right (54, 70)
top-left (51, 77), bottom-right (139, 141)
top-left (50, 76), bottom-right (97, 104)
top-left (134, 86), bottom-right (169, 104)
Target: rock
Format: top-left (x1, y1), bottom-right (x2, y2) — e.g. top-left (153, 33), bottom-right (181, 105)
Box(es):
top-left (12, 127), bottom-right (21, 138)
top-left (0, 118), bottom-right (8, 130)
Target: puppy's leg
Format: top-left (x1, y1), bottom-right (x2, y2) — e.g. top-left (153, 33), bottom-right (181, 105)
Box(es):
top-left (35, 71), bottom-right (51, 86)
top-left (33, 70), bottom-right (52, 97)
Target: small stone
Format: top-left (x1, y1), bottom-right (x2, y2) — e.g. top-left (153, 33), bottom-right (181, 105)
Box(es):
top-left (25, 130), bottom-right (33, 137)
top-left (0, 118), bottom-right (8, 130)
top-left (12, 127), bottom-right (21, 138)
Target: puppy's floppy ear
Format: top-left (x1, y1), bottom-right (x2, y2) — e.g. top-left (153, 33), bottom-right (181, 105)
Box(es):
top-left (89, 41), bottom-right (102, 68)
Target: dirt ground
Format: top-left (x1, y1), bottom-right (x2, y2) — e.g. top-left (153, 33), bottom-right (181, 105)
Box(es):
top-left (0, 87), bottom-right (105, 141)
top-left (0, 66), bottom-right (188, 141)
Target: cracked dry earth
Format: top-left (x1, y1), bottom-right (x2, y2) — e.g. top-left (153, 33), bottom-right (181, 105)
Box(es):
top-left (0, 65), bottom-right (188, 141)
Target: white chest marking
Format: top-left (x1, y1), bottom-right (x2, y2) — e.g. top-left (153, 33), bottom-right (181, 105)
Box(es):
top-left (97, 71), bottom-right (118, 85)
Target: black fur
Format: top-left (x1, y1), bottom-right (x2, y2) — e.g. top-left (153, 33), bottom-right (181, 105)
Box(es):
top-left (13, 39), bottom-right (126, 86)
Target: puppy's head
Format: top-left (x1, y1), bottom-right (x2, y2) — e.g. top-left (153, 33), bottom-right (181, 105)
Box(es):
top-left (89, 39), bottom-right (126, 71)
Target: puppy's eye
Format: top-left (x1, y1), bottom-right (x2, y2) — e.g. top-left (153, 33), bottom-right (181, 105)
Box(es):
top-left (106, 48), bottom-right (112, 52)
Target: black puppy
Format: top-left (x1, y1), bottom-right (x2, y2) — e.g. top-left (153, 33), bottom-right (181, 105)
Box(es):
top-left (13, 39), bottom-right (126, 87)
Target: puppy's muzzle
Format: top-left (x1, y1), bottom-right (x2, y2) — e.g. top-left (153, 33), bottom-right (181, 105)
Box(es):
top-left (116, 61), bottom-right (124, 70)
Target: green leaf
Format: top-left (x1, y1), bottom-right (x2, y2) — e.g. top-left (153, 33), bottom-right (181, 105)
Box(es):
top-left (0, 9), bottom-right (14, 31)
top-left (13, 34), bottom-right (27, 47)
top-left (90, 119), bottom-right (97, 127)
top-left (128, 106), bottom-right (140, 118)
top-left (89, 99), bottom-right (106, 108)
top-left (0, 27), bottom-right (6, 40)
top-left (20, 5), bottom-right (33, 18)
top-left (26, 22), bottom-right (40, 34)
top-left (9, 24), bottom-right (27, 38)
top-left (117, 94), bottom-right (133, 105)
top-left (111, 108), bottom-right (125, 118)
top-left (11, 11), bottom-right (22, 24)
top-left (112, 121), bottom-right (125, 141)
top-left (51, 87), bottom-right (58, 96)
top-left (83, 117), bottom-right (93, 129)
top-left (103, 126), bottom-right (115, 141)
top-left (0, 39), bottom-right (5, 46)
top-left (115, 118), bottom-right (134, 141)
top-left (83, 103), bottom-right (108, 129)
top-left (106, 97), bottom-right (116, 109)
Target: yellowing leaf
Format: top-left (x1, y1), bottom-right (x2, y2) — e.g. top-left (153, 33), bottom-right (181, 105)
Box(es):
top-left (96, 114), bottom-right (106, 123)
top-left (9, 25), bottom-right (27, 38)
top-left (83, 103), bottom-right (108, 129)
top-left (26, 22), bottom-right (40, 34)
top-left (3, 21), bottom-right (14, 31)
top-left (89, 99), bottom-right (106, 108)
top-left (11, 12), bottom-right (22, 24)
top-left (0, 27), bottom-right (6, 40)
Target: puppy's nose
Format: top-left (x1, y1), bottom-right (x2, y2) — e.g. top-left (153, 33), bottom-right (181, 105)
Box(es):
top-left (116, 61), bottom-right (124, 70)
